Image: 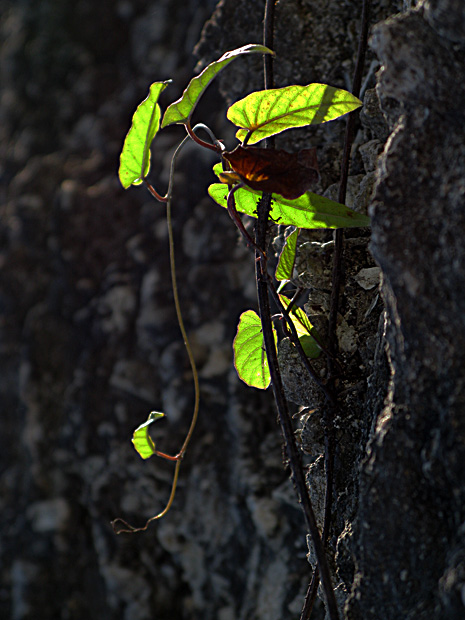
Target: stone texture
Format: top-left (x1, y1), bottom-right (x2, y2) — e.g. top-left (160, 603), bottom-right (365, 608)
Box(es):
top-left (346, 2), bottom-right (465, 619)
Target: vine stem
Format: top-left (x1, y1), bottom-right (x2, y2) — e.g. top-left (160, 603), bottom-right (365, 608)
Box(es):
top-left (165, 190), bottom-right (200, 459)
top-left (186, 121), bottom-right (222, 153)
top-left (252, 1), bottom-right (340, 619)
top-left (328, 0), bottom-right (371, 351)
top-left (301, 0), bottom-right (372, 615)
top-left (112, 131), bottom-right (206, 535)
top-left (266, 278), bottom-right (338, 405)
top-left (255, 227), bottom-right (340, 620)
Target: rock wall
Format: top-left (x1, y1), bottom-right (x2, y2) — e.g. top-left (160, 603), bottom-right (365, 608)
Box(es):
top-left (347, 2), bottom-right (465, 618)
top-left (1, 0), bottom-right (464, 619)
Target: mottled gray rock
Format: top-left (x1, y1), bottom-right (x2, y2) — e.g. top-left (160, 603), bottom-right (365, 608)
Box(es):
top-left (347, 3), bottom-right (465, 619)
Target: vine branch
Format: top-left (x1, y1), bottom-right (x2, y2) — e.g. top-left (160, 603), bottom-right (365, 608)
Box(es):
top-left (328, 0), bottom-right (371, 351)
top-left (301, 0), bottom-right (372, 615)
top-left (253, 1), bottom-right (340, 619)
top-left (112, 132), bottom-right (204, 535)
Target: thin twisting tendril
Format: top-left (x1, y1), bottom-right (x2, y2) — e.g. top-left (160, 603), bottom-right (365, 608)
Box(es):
top-left (112, 461), bottom-right (181, 534)
top-left (113, 126), bottom-right (216, 534)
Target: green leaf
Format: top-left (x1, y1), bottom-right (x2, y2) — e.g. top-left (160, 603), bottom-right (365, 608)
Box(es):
top-left (161, 45), bottom-right (274, 128)
top-left (119, 81), bottom-right (171, 189)
top-left (276, 228), bottom-right (299, 281)
top-left (227, 83), bottom-right (362, 145)
top-left (212, 162), bottom-right (223, 177)
top-left (279, 295), bottom-right (321, 359)
top-left (233, 310), bottom-right (277, 390)
top-left (131, 411), bottom-right (165, 459)
top-left (208, 183), bottom-right (371, 229)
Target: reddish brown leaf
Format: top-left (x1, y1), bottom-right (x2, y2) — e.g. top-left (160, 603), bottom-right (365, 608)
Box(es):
top-left (222, 145), bottom-right (319, 199)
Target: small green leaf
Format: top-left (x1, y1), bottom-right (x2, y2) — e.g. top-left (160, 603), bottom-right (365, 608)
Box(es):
top-left (161, 45), bottom-right (274, 128)
top-left (233, 310), bottom-right (277, 390)
top-left (276, 228), bottom-right (299, 281)
top-left (208, 184), bottom-right (371, 229)
top-left (279, 295), bottom-right (321, 359)
top-left (119, 81), bottom-right (171, 189)
top-left (227, 84), bottom-right (362, 145)
top-left (132, 411), bottom-right (165, 459)
top-left (212, 162), bottom-right (223, 177)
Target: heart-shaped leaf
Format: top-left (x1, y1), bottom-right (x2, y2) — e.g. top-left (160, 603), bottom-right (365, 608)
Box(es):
top-left (276, 228), bottom-right (299, 281)
top-left (119, 81), bottom-right (171, 189)
top-left (132, 411), bottom-right (165, 459)
top-left (233, 310), bottom-right (277, 389)
top-left (208, 183), bottom-right (371, 229)
top-left (161, 45), bottom-right (274, 128)
top-left (227, 83), bottom-right (362, 145)
top-left (222, 145), bottom-right (319, 199)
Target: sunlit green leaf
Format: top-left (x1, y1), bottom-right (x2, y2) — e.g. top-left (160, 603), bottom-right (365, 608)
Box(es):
top-left (132, 411), bottom-right (165, 459)
top-left (161, 45), bottom-right (274, 128)
top-left (227, 84), bottom-right (362, 145)
top-left (119, 81), bottom-right (171, 189)
top-left (276, 228), bottom-right (299, 281)
top-left (212, 162), bottom-right (223, 177)
top-left (233, 310), bottom-right (277, 389)
top-left (208, 183), bottom-right (370, 229)
top-left (279, 295), bottom-right (321, 359)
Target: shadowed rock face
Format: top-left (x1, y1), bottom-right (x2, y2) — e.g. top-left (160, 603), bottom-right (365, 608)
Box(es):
top-left (347, 5), bottom-right (465, 619)
top-left (1, 0), bottom-right (464, 619)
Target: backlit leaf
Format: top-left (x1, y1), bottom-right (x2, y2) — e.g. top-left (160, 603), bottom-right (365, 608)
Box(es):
top-left (276, 228), bottom-right (299, 281)
top-left (279, 295), bottom-right (321, 358)
top-left (208, 183), bottom-right (371, 229)
top-left (119, 81), bottom-right (171, 189)
top-left (227, 83), bottom-right (362, 145)
top-left (222, 146), bottom-right (318, 199)
top-left (132, 411), bottom-right (165, 459)
top-left (161, 45), bottom-right (274, 128)
top-left (233, 310), bottom-right (277, 389)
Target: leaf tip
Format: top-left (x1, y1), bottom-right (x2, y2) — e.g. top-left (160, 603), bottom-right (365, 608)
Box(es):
top-left (148, 410), bottom-right (165, 421)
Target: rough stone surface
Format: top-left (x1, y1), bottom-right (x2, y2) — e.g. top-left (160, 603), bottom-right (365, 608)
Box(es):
top-left (2, 0), bottom-right (464, 619)
top-left (346, 3), bottom-right (465, 619)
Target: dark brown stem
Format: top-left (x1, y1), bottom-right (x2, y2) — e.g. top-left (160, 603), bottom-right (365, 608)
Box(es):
top-left (154, 450), bottom-right (180, 462)
top-left (278, 285), bottom-right (343, 373)
top-left (302, 0), bottom-right (372, 617)
top-left (253, 2), bottom-right (339, 619)
top-left (227, 184), bottom-right (266, 260)
top-left (144, 180), bottom-right (167, 203)
top-left (255, 202), bottom-right (340, 620)
top-left (266, 280), bottom-right (337, 405)
top-left (263, 0), bottom-right (275, 90)
top-left (300, 569), bottom-right (320, 620)
top-left (185, 121), bottom-right (221, 153)
top-left (328, 0), bottom-right (371, 351)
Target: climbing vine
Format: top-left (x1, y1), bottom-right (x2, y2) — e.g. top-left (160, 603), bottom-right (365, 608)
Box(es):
top-left (112, 2), bottom-right (371, 617)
